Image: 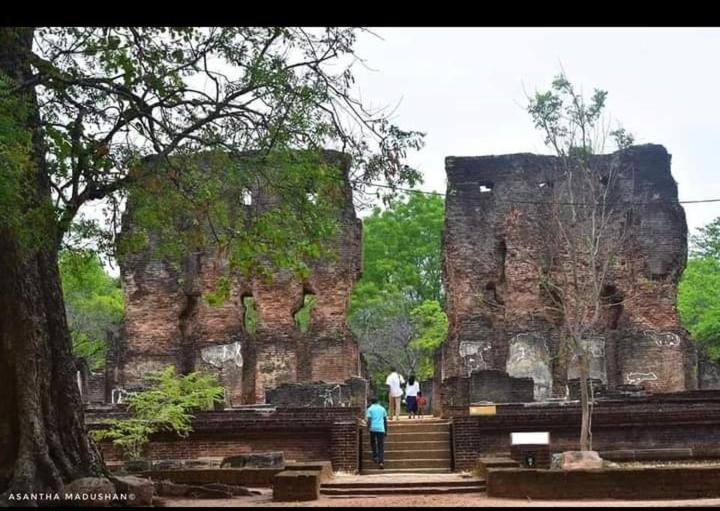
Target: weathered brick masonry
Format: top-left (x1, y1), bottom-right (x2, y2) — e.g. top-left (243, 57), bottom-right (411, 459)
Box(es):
top-left (106, 150), bottom-right (365, 405)
top-left (88, 407), bottom-right (361, 472)
top-left (451, 390), bottom-right (720, 470)
top-left (487, 466), bottom-right (720, 500)
top-left (436, 144), bottom-right (720, 412)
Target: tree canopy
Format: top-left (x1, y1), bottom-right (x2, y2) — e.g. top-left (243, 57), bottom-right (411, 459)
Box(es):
top-left (348, 192), bottom-right (446, 400)
top-left (679, 218), bottom-right (720, 359)
top-left (0, 26), bottom-right (425, 498)
top-left (351, 191), bottom-right (444, 308)
top-left (59, 250), bottom-right (123, 370)
top-left (5, 27), bottom-right (425, 275)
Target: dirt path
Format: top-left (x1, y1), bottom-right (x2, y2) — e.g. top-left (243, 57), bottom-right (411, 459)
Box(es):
top-left (157, 492), bottom-right (720, 507)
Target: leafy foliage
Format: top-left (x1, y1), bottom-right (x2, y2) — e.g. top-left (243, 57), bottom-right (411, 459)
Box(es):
top-left (0, 70), bottom-right (55, 251)
top-left (59, 249), bottom-right (123, 370)
top-left (13, 27), bottom-right (423, 278)
top-left (294, 294), bottom-right (316, 333)
top-left (689, 217), bottom-right (720, 260)
top-left (90, 366), bottom-right (224, 460)
top-left (527, 72), bottom-right (634, 157)
top-left (348, 192), bottom-right (447, 398)
top-left (679, 219), bottom-right (720, 359)
top-left (243, 295), bottom-right (258, 334)
top-left (351, 192), bottom-right (445, 308)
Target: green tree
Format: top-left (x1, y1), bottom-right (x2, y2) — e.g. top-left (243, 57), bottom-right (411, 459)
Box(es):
top-left (348, 192), bottom-right (447, 400)
top-left (689, 217), bottom-right (720, 259)
top-left (679, 219), bottom-right (720, 359)
top-left (351, 192), bottom-right (445, 308)
top-left (409, 300), bottom-right (448, 379)
top-left (59, 250), bottom-right (124, 370)
top-left (91, 366), bottom-right (224, 460)
top-left (0, 27), bottom-right (422, 497)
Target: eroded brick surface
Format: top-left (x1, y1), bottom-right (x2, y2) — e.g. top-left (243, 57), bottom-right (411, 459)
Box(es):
top-left (437, 144), bottom-right (716, 408)
top-left (106, 151), bottom-right (364, 404)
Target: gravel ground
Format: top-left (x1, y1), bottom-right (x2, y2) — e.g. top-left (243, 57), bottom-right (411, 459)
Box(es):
top-left (617, 459), bottom-right (720, 468)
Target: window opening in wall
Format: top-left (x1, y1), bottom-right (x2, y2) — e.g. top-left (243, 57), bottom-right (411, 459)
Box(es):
top-left (601, 284), bottom-right (624, 330)
top-left (479, 181), bottom-right (494, 193)
top-left (294, 292), bottom-right (316, 333)
top-left (242, 294), bottom-right (257, 334)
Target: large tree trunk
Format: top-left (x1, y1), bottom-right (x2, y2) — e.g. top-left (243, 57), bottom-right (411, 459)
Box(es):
top-left (0, 27), bottom-right (106, 503)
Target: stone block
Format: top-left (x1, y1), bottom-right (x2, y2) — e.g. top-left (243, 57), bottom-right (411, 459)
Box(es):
top-left (221, 451), bottom-right (284, 469)
top-left (560, 450), bottom-right (603, 470)
top-left (62, 477), bottom-right (116, 507)
top-left (110, 475), bottom-right (154, 506)
top-left (273, 470), bottom-right (321, 502)
top-left (285, 461), bottom-right (333, 482)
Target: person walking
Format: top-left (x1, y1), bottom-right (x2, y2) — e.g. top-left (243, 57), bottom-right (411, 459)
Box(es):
top-left (405, 374), bottom-right (420, 419)
top-left (385, 367), bottom-right (405, 421)
top-left (366, 397), bottom-right (388, 469)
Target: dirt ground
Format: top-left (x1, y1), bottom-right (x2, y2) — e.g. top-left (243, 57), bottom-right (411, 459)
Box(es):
top-left (156, 490), bottom-right (720, 508)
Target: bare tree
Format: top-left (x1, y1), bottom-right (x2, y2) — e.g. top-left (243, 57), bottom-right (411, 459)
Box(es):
top-left (527, 73), bottom-right (635, 451)
top-left (351, 299), bottom-right (422, 378)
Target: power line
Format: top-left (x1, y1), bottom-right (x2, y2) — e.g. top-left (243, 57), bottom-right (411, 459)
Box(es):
top-left (354, 180), bottom-right (720, 206)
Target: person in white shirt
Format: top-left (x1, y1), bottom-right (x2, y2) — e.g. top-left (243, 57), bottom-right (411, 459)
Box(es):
top-left (405, 374), bottom-right (420, 419)
top-left (385, 367), bottom-right (405, 420)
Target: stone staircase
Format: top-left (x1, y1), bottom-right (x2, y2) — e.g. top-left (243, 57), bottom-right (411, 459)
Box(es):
top-left (360, 418), bottom-right (452, 474)
top-left (321, 473), bottom-right (485, 497)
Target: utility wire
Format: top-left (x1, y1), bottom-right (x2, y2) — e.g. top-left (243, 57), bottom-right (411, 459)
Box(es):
top-left (354, 180), bottom-right (720, 206)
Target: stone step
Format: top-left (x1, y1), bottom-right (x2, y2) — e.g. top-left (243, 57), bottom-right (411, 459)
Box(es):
top-left (360, 458), bottom-right (451, 470)
top-left (360, 468), bottom-right (453, 474)
top-left (383, 423), bottom-right (450, 433)
top-left (362, 449), bottom-right (450, 461)
top-left (320, 485), bottom-right (485, 496)
top-left (477, 457), bottom-right (519, 468)
top-left (379, 418), bottom-right (449, 424)
top-left (324, 479), bottom-right (482, 489)
top-left (362, 440), bottom-right (449, 450)
top-left (362, 431), bottom-right (450, 442)
top-left (475, 456), bottom-right (520, 477)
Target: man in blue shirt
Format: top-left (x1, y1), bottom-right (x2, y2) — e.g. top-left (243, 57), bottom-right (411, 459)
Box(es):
top-left (366, 397), bottom-right (388, 468)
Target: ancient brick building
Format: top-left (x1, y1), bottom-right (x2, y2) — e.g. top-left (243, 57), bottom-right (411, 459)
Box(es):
top-left (99, 143), bottom-right (719, 412)
top-left (435, 144), bottom-right (716, 408)
top-left (105, 150), bottom-right (365, 406)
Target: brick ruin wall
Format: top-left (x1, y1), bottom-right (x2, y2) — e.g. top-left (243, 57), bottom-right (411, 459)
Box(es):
top-left (104, 150), bottom-right (365, 406)
top-left (87, 143), bottom-right (720, 412)
top-left (452, 391), bottom-right (720, 470)
top-left (436, 144), bottom-right (720, 409)
top-left (87, 407), bottom-right (361, 472)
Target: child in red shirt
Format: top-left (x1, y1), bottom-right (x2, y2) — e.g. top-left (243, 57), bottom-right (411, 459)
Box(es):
top-left (417, 391), bottom-right (427, 419)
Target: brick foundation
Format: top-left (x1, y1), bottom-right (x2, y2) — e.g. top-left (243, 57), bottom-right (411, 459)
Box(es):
top-left (451, 390), bottom-right (720, 470)
top-left (487, 466), bottom-right (720, 499)
top-left (89, 406), bottom-right (361, 473)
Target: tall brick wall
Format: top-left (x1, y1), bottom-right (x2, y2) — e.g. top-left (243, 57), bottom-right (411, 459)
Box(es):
top-left (438, 144), bottom-right (702, 406)
top-left (107, 150), bottom-right (364, 405)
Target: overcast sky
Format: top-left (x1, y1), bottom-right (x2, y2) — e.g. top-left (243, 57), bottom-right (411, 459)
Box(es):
top-left (349, 27), bottom-right (720, 234)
